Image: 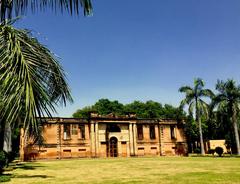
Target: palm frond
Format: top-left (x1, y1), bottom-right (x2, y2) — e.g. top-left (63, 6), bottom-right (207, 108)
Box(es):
top-left (200, 89), bottom-right (215, 99)
top-left (179, 86), bottom-right (193, 94)
top-left (0, 0), bottom-right (93, 21)
top-left (0, 23), bottom-right (72, 135)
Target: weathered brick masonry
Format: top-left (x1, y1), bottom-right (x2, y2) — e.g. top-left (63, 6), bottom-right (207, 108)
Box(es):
top-left (20, 113), bottom-right (187, 160)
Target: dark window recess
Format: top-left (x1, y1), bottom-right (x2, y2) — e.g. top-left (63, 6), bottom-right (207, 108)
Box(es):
top-left (63, 149), bottom-right (71, 152)
top-left (109, 124), bottom-right (121, 132)
top-left (151, 147), bottom-right (157, 150)
top-left (78, 124), bottom-right (85, 139)
top-left (170, 126), bottom-right (176, 139)
top-left (72, 124), bottom-right (78, 135)
top-left (138, 147), bottom-right (144, 150)
top-left (78, 149), bottom-right (86, 152)
top-left (137, 124), bottom-right (144, 140)
top-left (63, 124), bottom-right (71, 140)
top-left (149, 125), bottom-right (156, 139)
top-left (101, 142), bottom-right (106, 145)
top-left (121, 141), bottom-right (127, 144)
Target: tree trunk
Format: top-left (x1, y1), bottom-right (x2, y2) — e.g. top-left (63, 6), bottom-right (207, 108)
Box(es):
top-left (198, 117), bottom-right (205, 155)
top-left (0, 120), bottom-right (5, 151)
top-left (232, 107), bottom-right (240, 155)
top-left (3, 123), bottom-right (12, 153)
top-left (196, 100), bottom-right (205, 155)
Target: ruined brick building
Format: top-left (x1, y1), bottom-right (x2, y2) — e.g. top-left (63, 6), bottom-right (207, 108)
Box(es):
top-left (20, 113), bottom-right (187, 160)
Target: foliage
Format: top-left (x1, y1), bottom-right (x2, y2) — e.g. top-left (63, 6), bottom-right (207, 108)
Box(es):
top-left (73, 106), bottom-right (93, 118)
top-left (0, 175), bottom-right (11, 182)
top-left (0, 151), bottom-right (7, 174)
top-left (72, 99), bottom-right (186, 120)
top-left (94, 99), bottom-right (124, 116)
top-left (179, 78), bottom-right (214, 155)
top-left (0, 22), bottom-right (72, 138)
top-left (194, 148), bottom-right (201, 154)
top-left (212, 79), bottom-right (240, 155)
top-left (215, 147), bottom-right (224, 157)
top-left (208, 149), bottom-right (215, 155)
top-left (0, 0), bottom-right (93, 21)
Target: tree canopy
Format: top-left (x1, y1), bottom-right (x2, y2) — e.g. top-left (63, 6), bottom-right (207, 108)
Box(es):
top-left (72, 98), bottom-right (186, 120)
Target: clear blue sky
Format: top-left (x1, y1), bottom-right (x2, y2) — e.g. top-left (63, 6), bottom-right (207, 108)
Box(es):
top-left (16, 0), bottom-right (240, 117)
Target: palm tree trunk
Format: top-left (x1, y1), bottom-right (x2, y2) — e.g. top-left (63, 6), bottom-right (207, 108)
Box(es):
top-left (3, 123), bottom-right (12, 153)
top-left (0, 120), bottom-right (5, 151)
top-left (196, 100), bottom-right (205, 155)
top-left (198, 117), bottom-right (205, 155)
top-left (232, 107), bottom-right (240, 155)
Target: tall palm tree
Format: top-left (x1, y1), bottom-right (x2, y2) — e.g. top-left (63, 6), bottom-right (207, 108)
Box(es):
top-left (212, 80), bottom-right (240, 155)
top-left (0, 20), bottom-right (73, 150)
top-left (179, 78), bottom-right (214, 155)
top-left (0, 0), bottom-right (93, 21)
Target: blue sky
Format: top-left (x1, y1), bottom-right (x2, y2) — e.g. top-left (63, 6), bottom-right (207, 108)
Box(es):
top-left (16, 0), bottom-right (240, 116)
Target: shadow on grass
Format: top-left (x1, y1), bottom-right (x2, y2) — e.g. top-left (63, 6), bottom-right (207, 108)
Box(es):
top-left (2, 162), bottom-right (51, 182)
top-left (13, 162), bottom-right (45, 170)
top-left (14, 174), bottom-right (54, 179)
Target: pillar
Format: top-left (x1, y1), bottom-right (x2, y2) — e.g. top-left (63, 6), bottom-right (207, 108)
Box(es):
top-left (129, 123), bottom-right (134, 156)
top-left (90, 122), bottom-right (95, 157)
top-left (95, 122), bottom-right (99, 157)
top-left (133, 123), bottom-right (137, 156)
top-left (159, 124), bottom-right (165, 156)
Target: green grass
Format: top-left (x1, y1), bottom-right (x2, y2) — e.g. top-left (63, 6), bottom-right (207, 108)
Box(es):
top-left (4, 157), bottom-right (240, 184)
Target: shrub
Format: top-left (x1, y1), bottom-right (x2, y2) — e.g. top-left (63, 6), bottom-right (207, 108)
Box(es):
top-left (208, 149), bottom-right (215, 155)
top-left (194, 148), bottom-right (201, 154)
top-left (0, 151), bottom-right (7, 174)
top-left (0, 175), bottom-right (11, 182)
top-left (215, 147), bottom-right (224, 157)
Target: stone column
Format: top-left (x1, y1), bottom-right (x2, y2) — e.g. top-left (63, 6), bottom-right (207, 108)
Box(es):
top-left (159, 124), bottom-right (165, 156)
top-left (90, 122), bottom-right (95, 157)
top-left (57, 123), bottom-right (61, 159)
top-left (95, 122), bottom-right (99, 157)
top-left (133, 123), bottom-right (137, 156)
top-left (129, 123), bottom-right (134, 156)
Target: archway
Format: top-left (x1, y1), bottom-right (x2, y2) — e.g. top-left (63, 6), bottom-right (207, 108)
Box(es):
top-left (109, 137), bottom-right (118, 157)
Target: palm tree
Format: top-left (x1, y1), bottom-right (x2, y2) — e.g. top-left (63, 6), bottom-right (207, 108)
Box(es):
top-left (212, 80), bottom-right (240, 155)
top-left (0, 0), bottom-right (92, 151)
top-left (179, 78), bottom-right (214, 155)
top-left (0, 0), bottom-right (93, 21)
top-left (0, 20), bottom-right (73, 150)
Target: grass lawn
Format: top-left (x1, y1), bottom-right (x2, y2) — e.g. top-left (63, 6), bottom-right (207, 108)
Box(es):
top-left (4, 157), bottom-right (240, 184)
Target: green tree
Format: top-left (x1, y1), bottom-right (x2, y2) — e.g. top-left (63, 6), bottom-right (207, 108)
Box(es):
top-left (212, 80), bottom-right (240, 155)
top-left (179, 78), bottom-right (214, 155)
top-left (72, 106), bottom-right (94, 118)
top-left (94, 99), bottom-right (124, 116)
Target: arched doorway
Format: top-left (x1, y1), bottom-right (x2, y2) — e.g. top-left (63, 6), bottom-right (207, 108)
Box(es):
top-left (109, 137), bottom-right (118, 157)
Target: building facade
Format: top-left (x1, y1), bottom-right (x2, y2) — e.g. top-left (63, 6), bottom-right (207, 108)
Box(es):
top-left (20, 113), bottom-right (187, 160)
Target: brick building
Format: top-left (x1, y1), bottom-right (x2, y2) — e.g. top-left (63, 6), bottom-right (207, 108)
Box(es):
top-left (20, 113), bottom-right (187, 160)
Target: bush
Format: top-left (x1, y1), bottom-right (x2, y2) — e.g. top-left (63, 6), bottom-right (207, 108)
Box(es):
top-left (208, 149), bottom-right (215, 155)
top-left (194, 148), bottom-right (201, 154)
top-left (0, 175), bottom-right (11, 182)
top-left (0, 151), bottom-right (7, 174)
top-left (215, 147), bottom-right (224, 157)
